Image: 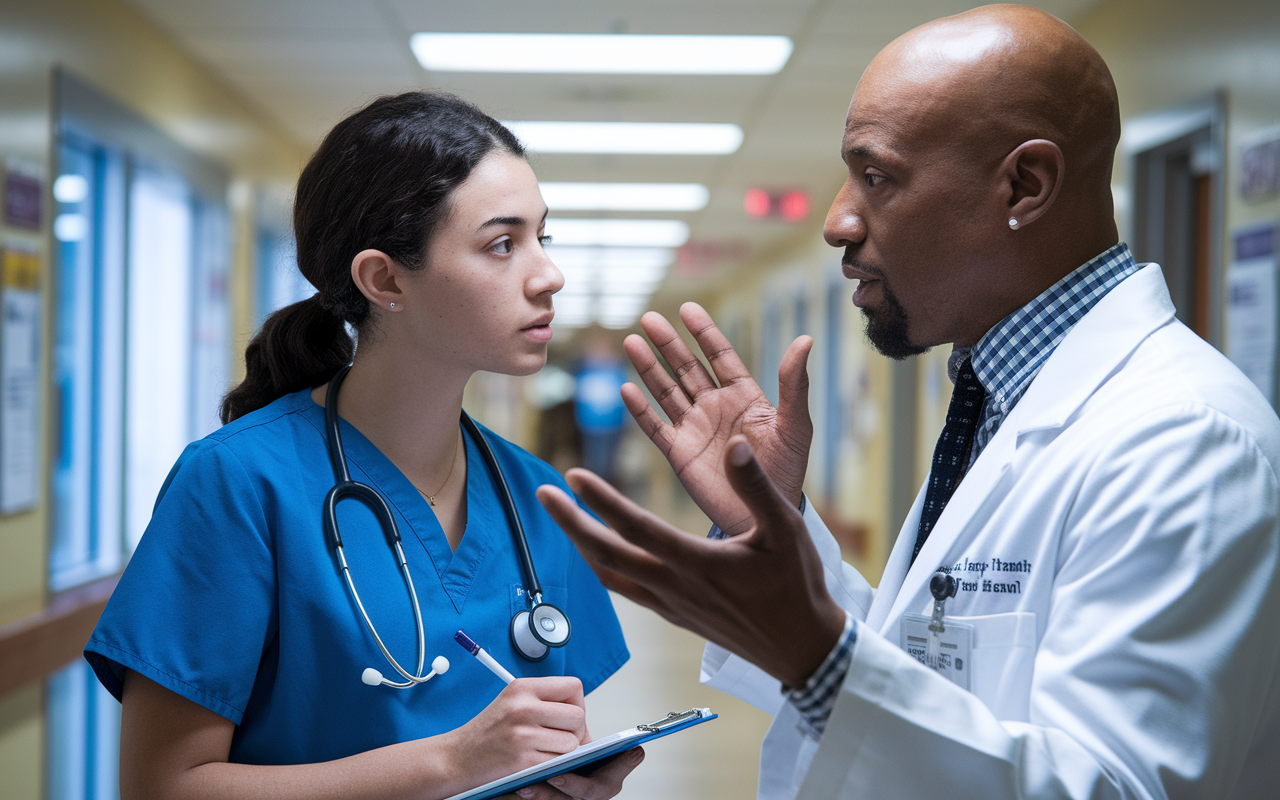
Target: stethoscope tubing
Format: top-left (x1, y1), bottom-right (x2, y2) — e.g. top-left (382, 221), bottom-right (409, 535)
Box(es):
top-left (335, 540), bottom-right (432, 687)
top-left (458, 412), bottom-right (546, 603)
top-left (324, 369), bottom-right (435, 687)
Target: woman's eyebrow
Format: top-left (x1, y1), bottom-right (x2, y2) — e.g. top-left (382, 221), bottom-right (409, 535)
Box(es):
top-left (477, 208), bottom-right (549, 232)
top-left (477, 215), bottom-right (525, 231)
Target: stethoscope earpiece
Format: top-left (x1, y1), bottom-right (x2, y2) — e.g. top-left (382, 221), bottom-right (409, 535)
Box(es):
top-left (360, 655), bottom-right (449, 688)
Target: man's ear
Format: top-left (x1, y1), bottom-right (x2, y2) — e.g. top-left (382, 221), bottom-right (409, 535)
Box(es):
top-left (1000, 139), bottom-right (1065, 229)
top-left (350, 249), bottom-right (404, 312)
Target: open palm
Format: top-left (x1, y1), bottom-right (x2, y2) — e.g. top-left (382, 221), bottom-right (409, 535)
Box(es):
top-left (620, 303), bottom-right (814, 537)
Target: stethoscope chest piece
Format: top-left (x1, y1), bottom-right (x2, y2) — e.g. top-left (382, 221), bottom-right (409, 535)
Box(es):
top-left (510, 594), bottom-right (571, 661)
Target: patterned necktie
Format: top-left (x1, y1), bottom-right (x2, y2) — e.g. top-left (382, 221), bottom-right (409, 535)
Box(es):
top-left (912, 358), bottom-right (986, 565)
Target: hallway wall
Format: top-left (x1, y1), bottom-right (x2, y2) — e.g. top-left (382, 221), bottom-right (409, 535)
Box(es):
top-left (0, 1), bottom-right (306, 795)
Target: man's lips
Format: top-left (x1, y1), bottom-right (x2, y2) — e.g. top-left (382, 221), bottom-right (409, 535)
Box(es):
top-left (841, 260), bottom-right (878, 282)
top-left (851, 278), bottom-right (879, 308)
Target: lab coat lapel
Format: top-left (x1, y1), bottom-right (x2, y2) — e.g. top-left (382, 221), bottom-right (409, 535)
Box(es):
top-left (873, 264), bottom-right (1176, 633)
top-left (880, 431), bottom-right (1017, 628)
top-left (864, 485), bottom-right (923, 631)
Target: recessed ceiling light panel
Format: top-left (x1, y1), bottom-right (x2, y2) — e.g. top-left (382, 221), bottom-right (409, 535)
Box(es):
top-left (506, 121), bottom-right (742, 155)
top-left (546, 219), bottom-right (690, 247)
top-left (540, 183), bottom-right (709, 211)
top-left (411, 34), bottom-right (793, 75)
top-left (544, 246), bottom-right (675, 270)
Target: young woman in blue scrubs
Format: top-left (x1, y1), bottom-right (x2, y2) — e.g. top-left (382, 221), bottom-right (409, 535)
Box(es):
top-left (85, 92), bottom-right (637, 799)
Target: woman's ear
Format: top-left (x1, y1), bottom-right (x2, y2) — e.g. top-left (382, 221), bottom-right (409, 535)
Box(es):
top-left (350, 249), bottom-right (404, 312)
top-left (1000, 139), bottom-right (1065, 230)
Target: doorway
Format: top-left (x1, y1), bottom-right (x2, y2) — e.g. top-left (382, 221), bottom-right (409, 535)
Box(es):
top-left (1126, 94), bottom-right (1226, 345)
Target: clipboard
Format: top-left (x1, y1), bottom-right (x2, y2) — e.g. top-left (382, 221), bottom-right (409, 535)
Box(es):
top-left (445, 707), bottom-right (718, 800)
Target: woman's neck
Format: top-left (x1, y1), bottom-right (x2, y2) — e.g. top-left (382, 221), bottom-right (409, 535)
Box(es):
top-left (311, 344), bottom-right (472, 550)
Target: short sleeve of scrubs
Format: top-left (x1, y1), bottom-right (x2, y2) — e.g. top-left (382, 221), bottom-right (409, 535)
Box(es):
top-left (86, 437), bottom-right (275, 723)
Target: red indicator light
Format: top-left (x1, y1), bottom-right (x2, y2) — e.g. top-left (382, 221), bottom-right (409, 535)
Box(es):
top-left (744, 188), bottom-right (810, 222)
top-left (743, 188), bottom-right (771, 218)
top-left (779, 190), bottom-right (810, 221)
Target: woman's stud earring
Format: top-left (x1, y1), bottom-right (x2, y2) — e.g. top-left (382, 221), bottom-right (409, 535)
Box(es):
top-left (1008, 217), bottom-right (1020, 230)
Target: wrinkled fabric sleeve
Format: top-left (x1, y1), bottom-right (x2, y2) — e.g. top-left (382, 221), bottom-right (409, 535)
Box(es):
top-left (85, 439), bottom-right (277, 724)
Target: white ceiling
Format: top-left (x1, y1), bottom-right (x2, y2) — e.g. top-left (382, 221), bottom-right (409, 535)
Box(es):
top-left (124, 0), bottom-right (1104, 304)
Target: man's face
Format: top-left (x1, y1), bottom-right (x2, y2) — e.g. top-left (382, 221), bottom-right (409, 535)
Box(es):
top-left (823, 60), bottom-right (1001, 356)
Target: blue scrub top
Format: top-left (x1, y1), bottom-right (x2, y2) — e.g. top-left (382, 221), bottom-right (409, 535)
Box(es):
top-left (85, 389), bottom-right (629, 766)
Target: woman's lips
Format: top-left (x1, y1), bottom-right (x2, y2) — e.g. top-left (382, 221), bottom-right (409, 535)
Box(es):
top-left (523, 324), bottom-right (553, 343)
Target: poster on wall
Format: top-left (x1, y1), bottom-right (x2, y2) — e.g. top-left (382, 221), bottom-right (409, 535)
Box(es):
top-left (1226, 223), bottom-right (1278, 405)
top-left (1, 244), bottom-right (40, 514)
top-left (2, 160), bottom-right (42, 230)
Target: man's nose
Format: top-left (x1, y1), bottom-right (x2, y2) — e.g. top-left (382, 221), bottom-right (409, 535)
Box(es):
top-left (824, 182), bottom-right (867, 248)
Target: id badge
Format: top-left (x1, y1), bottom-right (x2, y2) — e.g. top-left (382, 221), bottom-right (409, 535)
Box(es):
top-left (900, 613), bottom-right (973, 691)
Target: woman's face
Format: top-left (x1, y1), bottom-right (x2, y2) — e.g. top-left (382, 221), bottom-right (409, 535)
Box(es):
top-left (400, 152), bottom-right (563, 376)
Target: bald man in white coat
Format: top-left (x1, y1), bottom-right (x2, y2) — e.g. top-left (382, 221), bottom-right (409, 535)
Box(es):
top-left (539, 5), bottom-right (1280, 799)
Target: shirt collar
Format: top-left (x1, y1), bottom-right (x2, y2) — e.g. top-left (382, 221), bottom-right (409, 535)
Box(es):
top-left (965, 242), bottom-right (1139, 414)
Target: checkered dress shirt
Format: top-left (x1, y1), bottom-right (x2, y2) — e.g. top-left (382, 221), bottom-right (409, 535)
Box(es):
top-left (786, 242), bottom-right (1139, 739)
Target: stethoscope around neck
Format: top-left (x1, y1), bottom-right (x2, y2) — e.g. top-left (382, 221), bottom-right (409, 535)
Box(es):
top-left (322, 365), bottom-right (571, 689)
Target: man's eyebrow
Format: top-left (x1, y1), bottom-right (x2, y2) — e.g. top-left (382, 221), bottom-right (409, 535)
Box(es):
top-left (476, 207), bottom-right (549, 232)
top-left (842, 139), bottom-right (900, 165)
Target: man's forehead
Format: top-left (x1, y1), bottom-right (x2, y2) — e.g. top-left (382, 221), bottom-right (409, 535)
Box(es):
top-left (840, 92), bottom-right (922, 161)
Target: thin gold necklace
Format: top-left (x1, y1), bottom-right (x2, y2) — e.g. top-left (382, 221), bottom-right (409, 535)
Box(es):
top-left (416, 432), bottom-right (460, 506)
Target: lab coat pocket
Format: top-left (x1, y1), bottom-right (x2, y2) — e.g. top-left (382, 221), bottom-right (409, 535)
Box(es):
top-left (950, 611), bottom-right (1037, 721)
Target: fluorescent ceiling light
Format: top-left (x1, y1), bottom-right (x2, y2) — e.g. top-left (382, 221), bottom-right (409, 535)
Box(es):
top-left (600, 274), bottom-right (665, 293)
top-left (601, 296), bottom-right (649, 313)
top-left (540, 183), bottom-right (709, 211)
top-left (506, 121), bottom-right (742, 155)
top-left (549, 246), bottom-right (672, 329)
top-left (54, 213), bottom-right (89, 242)
top-left (547, 219), bottom-right (689, 248)
top-left (553, 294), bottom-right (593, 315)
top-left (53, 174), bottom-right (89, 204)
top-left (545, 246), bottom-right (674, 271)
top-left (411, 34), bottom-right (792, 75)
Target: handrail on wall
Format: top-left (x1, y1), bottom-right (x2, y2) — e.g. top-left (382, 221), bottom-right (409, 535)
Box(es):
top-left (0, 574), bottom-right (119, 698)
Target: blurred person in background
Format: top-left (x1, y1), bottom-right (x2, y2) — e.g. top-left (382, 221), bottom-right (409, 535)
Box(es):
top-left (573, 330), bottom-right (629, 486)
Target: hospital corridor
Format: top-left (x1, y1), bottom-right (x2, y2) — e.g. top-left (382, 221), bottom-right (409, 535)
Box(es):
top-left (2, 0), bottom-right (1280, 798)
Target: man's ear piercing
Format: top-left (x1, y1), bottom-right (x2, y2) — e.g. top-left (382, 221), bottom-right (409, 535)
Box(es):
top-left (389, 302), bottom-right (396, 309)
top-left (1008, 217), bottom-right (1020, 230)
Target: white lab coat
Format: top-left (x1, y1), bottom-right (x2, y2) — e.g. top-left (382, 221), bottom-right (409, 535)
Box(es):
top-left (702, 265), bottom-right (1280, 799)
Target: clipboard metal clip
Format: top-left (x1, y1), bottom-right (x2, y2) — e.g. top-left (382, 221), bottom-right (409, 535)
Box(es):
top-left (638, 708), bottom-right (710, 732)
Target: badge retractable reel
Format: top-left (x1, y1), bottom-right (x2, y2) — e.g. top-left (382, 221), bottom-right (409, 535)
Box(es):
top-left (899, 569), bottom-right (974, 690)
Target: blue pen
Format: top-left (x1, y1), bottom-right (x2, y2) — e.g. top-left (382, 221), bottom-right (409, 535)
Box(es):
top-left (454, 630), bottom-right (517, 684)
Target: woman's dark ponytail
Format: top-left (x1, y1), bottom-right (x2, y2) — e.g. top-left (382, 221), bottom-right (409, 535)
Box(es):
top-left (220, 91), bottom-right (524, 423)
top-left (219, 296), bottom-right (352, 423)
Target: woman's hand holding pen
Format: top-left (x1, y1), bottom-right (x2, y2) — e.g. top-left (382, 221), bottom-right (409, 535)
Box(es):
top-left (449, 635), bottom-right (642, 800)
top-left (442, 676), bottom-right (641, 799)
top-left (444, 676), bottom-right (588, 781)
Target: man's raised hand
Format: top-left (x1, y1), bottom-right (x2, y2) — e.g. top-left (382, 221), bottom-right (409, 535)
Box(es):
top-left (622, 302), bottom-right (813, 536)
top-left (536, 437), bottom-right (846, 689)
